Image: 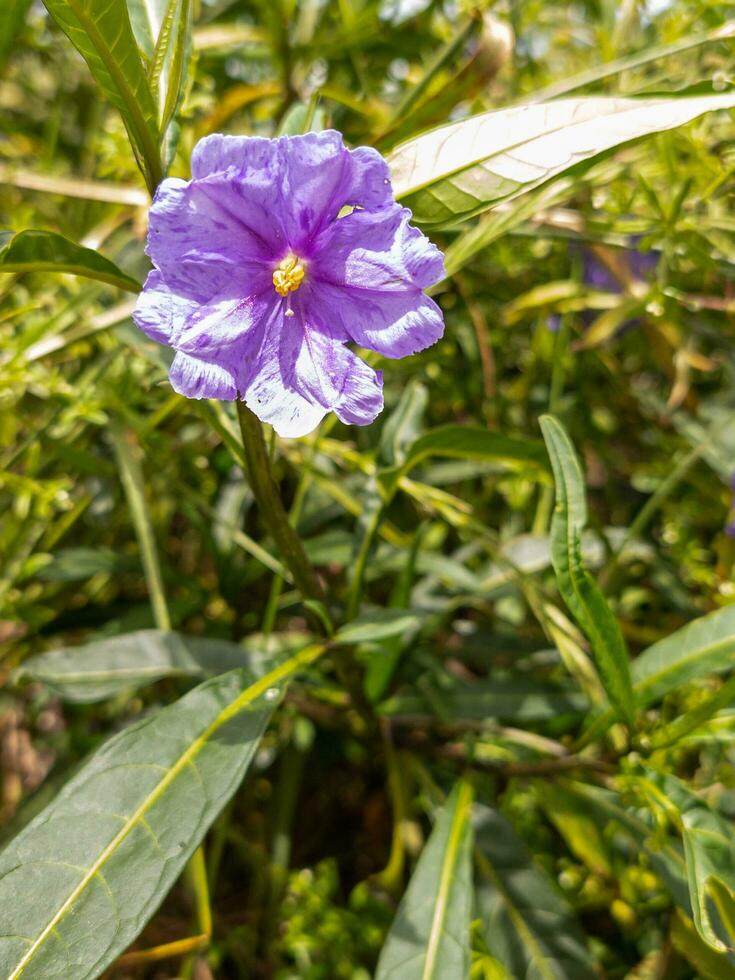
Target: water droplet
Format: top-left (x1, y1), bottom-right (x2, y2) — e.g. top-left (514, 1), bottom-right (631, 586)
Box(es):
top-left (264, 687), bottom-right (279, 702)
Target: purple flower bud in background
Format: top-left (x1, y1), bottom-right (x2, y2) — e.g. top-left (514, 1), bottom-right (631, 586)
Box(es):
top-left (725, 520), bottom-right (735, 539)
top-left (547, 314), bottom-right (562, 333)
top-left (133, 131), bottom-right (445, 437)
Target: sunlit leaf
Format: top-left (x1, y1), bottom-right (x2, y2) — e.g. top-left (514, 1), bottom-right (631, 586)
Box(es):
top-left (376, 779), bottom-right (474, 980)
top-left (389, 94), bottom-right (735, 227)
top-left (42, 0), bottom-right (161, 191)
top-left (539, 415), bottom-right (635, 726)
top-left (0, 230), bottom-right (141, 292)
top-left (474, 805), bottom-right (596, 979)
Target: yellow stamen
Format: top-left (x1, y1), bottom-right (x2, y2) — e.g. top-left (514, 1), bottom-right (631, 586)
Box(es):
top-left (273, 253), bottom-right (306, 296)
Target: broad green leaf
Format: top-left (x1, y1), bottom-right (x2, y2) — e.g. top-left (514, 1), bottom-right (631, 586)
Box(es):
top-left (389, 94), bottom-right (735, 228)
top-left (539, 415), bottom-right (635, 726)
top-left (334, 608), bottom-right (421, 645)
top-left (0, 231), bottom-right (141, 292)
top-left (376, 779), bottom-right (474, 980)
top-left (0, 644), bottom-right (324, 979)
top-left (14, 629), bottom-right (278, 702)
top-left (380, 676), bottom-right (587, 724)
top-left (474, 805), bottom-right (596, 980)
top-left (378, 425), bottom-right (549, 499)
top-left (42, 0), bottom-right (161, 191)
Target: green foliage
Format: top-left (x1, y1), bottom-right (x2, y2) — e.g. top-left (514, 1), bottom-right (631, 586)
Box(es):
top-left (376, 779), bottom-right (474, 980)
top-left (2, 0), bottom-right (735, 977)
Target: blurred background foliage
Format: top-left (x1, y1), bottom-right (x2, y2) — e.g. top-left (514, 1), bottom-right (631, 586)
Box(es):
top-left (2, 0), bottom-right (735, 977)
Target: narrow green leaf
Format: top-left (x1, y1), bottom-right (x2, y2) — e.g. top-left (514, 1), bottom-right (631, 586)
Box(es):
top-left (474, 805), bottom-right (596, 980)
top-left (380, 676), bottom-right (587, 724)
top-left (376, 779), bottom-right (474, 980)
top-left (378, 425), bottom-right (549, 499)
top-left (42, 0), bottom-right (161, 191)
top-left (147, 0), bottom-right (193, 137)
top-left (0, 230), bottom-right (141, 292)
top-left (683, 808), bottom-right (735, 953)
top-left (540, 415), bottom-right (635, 726)
top-left (0, 644), bottom-right (324, 979)
top-left (672, 909), bottom-right (735, 980)
top-left (127, 0), bottom-right (171, 57)
top-left (14, 629), bottom-right (275, 703)
top-left (334, 608), bottom-right (421, 645)
top-left (389, 95), bottom-right (735, 228)
top-left (633, 605), bottom-right (735, 706)
top-left (584, 605), bottom-right (735, 743)
top-left (637, 769), bottom-right (735, 953)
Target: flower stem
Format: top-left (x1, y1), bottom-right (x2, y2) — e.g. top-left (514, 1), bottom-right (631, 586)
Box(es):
top-left (235, 401), bottom-right (325, 607)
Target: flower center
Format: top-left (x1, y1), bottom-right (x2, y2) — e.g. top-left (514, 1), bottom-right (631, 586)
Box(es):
top-left (272, 254), bottom-right (306, 297)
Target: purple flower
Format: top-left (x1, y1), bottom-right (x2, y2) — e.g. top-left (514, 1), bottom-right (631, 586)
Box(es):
top-left (133, 130), bottom-right (445, 437)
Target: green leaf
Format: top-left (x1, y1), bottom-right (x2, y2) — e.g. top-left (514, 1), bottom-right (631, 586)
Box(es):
top-left (539, 415), bottom-right (635, 726)
top-left (127, 0), bottom-right (171, 57)
top-left (380, 676), bottom-right (587, 724)
top-left (683, 805), bottom-right (735, 953)
top-left (474, 805), bottom-right (596, 980)
top-left (334, 608), bottom-right (422, 645)
top-left (389, 94), bottom-right (735, 228)
top-left (0, 230), bottom-right (141, 292)
top-left (376, 779), bottom-right (474, 980)
top-left (0, 644), bottom-right (324, 979)
top-left (41, 0), bottom-right (161, 191)
top-left (672, 909), bottom-right (735, 980)
top-left (584, 605), bottom-right (735, 743)
top-left (13, 629), bottom-right (277, 703)
top-left (147, 0), bottom-right (193, 137)
top-left (633, 605), bottom-right (735, 706)
top-left (378, 425), bottom-right (549, 500)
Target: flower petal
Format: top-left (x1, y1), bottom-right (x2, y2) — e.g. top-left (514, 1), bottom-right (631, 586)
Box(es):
top-left (132, 270), bottom-right (196, 345)
top-left (169, 351), bottom-right (238, 400)
top-left (191, 131), bottom-right (393, 249)
top-left (242, 301), bottom-right (383, 436)
top-left (146, 177), bottom-right (275, 301)
top-left (313, 204), bottom-right (445, 291)
top-left (306, 280), bottom-right (444, 358)
top-left (175, 285), bottom-right (274, 358)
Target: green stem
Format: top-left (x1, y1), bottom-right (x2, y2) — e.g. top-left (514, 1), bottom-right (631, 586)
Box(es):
top-left (236, 401), bottom-right (325, 607)
top-left (185, 845), bottom-right (212, 938)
